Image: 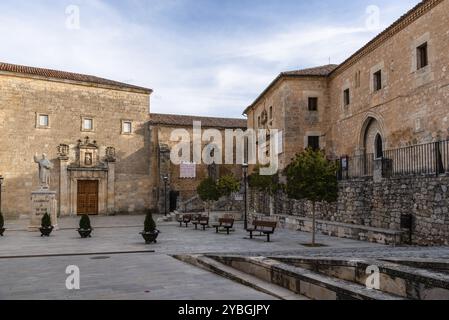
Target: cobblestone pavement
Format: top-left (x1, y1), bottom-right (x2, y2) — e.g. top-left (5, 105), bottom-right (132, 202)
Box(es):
top-left (0, 215), bottom-right (448, 299)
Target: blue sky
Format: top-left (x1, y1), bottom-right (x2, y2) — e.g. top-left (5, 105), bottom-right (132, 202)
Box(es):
top-left (0, 0), bottom-right (420, 118)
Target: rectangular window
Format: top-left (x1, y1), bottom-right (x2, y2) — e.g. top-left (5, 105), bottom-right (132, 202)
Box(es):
top-left (269, 106), bottom-right (273, 119)
top-left (308, 97), bottom-right (318, 111)
top-left (373, 70), bottom-right (382, 91)
top-left (82, 118), bottom-right (94, 131)
top-left (343, 89), bottom-right (350, 106)
top-left (39, 114), bottom-right (49, 127)
top-left (122, 121), bottom-right (132, 134)
top-left (307, 136), bottom-right (320, 151)
top-left (417, 42), bottom-right (428, 69)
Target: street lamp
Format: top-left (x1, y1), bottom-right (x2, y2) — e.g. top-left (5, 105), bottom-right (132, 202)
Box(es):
top-left (163, 175), bottom-right (169, 216)
top-left (0, 175), bottom-right (4, 213)
top-left (242, 163), bottom-right (248, 230)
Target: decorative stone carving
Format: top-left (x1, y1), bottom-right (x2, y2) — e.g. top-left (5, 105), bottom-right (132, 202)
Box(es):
top-left (57, 144), bottom-right (70, 159)
top-left (77, 136), bottom-right (100, 168)
top-left (105, 147), bottom-right (116, 162)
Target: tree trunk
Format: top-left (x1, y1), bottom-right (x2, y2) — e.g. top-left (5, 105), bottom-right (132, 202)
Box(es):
top-left (208, 201), bottom-right (211, 218)
top-left (312, 201), bottom-right (316, 246)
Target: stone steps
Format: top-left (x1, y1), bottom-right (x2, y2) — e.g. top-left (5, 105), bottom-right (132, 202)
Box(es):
top-left (271, 256), bottom-right (449, 300)
top-left (174, 253), bottom-right (406, 300)
top-left (209, 255), bottom-right (405, 300)
top-left (173, 254), bottom-right (308, 300)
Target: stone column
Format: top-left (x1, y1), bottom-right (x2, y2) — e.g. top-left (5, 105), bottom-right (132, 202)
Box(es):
top-left (58, 156), bottom-right (69, 217)
top-left (373, 159), bottom-right (383, 183)
top-left (107, 161), bottom-right (116, 214)
top-left (58, 144), bottom-right (70, 217)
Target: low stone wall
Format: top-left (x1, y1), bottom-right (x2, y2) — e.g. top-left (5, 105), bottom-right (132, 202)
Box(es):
top-left (249, 174), bottom-right (449, 246)
top-left (250, 213), bottom-right (402, 245)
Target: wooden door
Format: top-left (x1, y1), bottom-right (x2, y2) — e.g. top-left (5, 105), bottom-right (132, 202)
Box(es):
top-left (77, 180), bottom-right (99, 215)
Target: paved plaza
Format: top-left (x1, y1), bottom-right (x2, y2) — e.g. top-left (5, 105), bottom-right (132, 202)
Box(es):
top-left (1, 215), bottom-right (448, 300)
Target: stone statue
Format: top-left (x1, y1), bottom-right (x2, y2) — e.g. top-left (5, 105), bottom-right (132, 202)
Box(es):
top-left (34, 153), bottom-right (54, 188)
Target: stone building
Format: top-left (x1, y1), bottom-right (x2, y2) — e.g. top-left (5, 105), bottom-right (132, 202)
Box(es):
top-left (0, 62), bottom-right (154, 218)
top-left (0, 63), bottom-right (246, 218)
top-left (244, 0), bottom-right (449, 245)
top-left (149, 114), bottom-right (246, 213)
top-left (244, 0), bottom-right (449, 168)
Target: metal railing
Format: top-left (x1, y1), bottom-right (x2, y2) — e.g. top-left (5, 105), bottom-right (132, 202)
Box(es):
top-left (383, 140), bottom-right (448, 177)
top-left (338, 153), bottom-right (374, 180)
top-left (338, 140), bottom-right (449, 180)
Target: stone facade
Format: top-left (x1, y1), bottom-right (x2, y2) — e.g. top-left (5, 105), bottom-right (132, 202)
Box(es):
top-left (245, 0), bottom-right (449, 167)
top-left (244, 0), bottom-right (449, 245)
top-left (149, 114), bottom-right (247, 213)
top-left (0, 69), bottom-right (154, 218)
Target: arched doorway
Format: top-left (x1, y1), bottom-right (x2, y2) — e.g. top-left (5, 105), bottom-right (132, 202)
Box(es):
top-left (360, 117), bottom-right (384, 158)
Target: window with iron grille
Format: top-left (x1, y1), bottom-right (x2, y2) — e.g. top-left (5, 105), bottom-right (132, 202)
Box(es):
top-left (373, 70), bottom-right (382, 91)
top-left (417, 42), bottom-right (428, 69)
top-left (308, 97), bottom-right (318, 111)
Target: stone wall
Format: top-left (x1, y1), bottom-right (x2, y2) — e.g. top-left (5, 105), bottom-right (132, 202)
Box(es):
top-left (250, 174), bottom-right (449, 246)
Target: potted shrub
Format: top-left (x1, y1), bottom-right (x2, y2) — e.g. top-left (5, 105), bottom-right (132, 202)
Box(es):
top-left (0, 211), bottom-right (5, 236)
top-left (140, 211), bottom-right (159, 244)
top-left (40, 212), bottom-right (54, 237)
top-left (78, 214), bottom-right (93, 238)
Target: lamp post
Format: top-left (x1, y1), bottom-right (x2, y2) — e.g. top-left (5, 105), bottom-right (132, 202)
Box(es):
top-left (0, 175), bottom-right (4, 213)
top-left (242, 163), bottom-right (248, 230)
top-left (163, 175), bottom-right (169, 216)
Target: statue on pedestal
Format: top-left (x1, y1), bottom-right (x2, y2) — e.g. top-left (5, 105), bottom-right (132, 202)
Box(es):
top-left (34, 153), bottom-right (54, 189)
top-left (29, 153), bottom-right (58, 231)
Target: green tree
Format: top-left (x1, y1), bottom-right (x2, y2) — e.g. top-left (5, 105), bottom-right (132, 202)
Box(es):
top-left (217, 174), bottom-right (240, 196)
top-left (197, 177), bottom-right (221, 217)
top-left (79, 214), bottom-right (92, 230)
top-left (144, 211), bottom-right (157, 233)
top-left (217, 174), bottom-right (241, 211)
top-left (248, 165), bottom-right (281, 214)
top-left (285, 148), bottom-right (338, 246)
top-left (41, 212), bottom-right (52, 228)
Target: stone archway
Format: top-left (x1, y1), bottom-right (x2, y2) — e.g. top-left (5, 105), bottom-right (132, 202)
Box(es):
top-left (359, 115), bottom-right (386, 157)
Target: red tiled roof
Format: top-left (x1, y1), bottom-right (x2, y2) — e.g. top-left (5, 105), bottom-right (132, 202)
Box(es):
top-left (244, 64), bottom-right (337, 114)
top-left (149, 113), bottom-right (247, 129)
top-left (282, 64), bottom-right (338, 77)
top-left (0, 62), bottom-right (152, 94)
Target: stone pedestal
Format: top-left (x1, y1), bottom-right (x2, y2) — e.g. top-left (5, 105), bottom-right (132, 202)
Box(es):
top-left (29, 189), bottom-right (58, 231)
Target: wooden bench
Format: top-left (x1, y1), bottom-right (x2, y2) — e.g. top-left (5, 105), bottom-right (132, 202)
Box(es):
top-left (247, 220), bottom-right (277, 242)
top-left (213, 218), bottom-right (235, 235)
top-left (176, 214), bottom-right (184, 227)
top-left (182, 214), bottom-right (192, 228)
top-left (192, 216), bottom-right (210, 231)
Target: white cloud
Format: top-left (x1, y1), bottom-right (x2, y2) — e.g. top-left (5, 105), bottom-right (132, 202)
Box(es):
top-left (0, 0), bottom-right (420, 118)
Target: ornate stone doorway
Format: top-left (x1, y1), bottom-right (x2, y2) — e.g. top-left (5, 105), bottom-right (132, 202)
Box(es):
top-left (77, 180), bottom-right (99, 215)
top-left (58, 137), bottom-right (117, 216)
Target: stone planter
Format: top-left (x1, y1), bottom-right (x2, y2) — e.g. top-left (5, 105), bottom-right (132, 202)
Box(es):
top-left (140, 230), bottom-right (159, 244)
top-left (40, 226), bottom-right (54, 237)
top-left (78, 228), bottom-right (93, 238)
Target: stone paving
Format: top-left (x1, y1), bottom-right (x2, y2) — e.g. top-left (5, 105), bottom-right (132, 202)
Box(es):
top-left (0, 215), bottom-right (448, 300)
